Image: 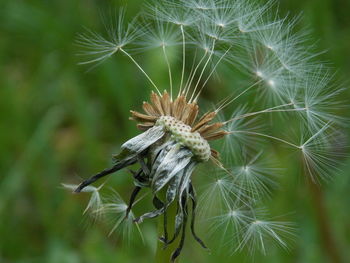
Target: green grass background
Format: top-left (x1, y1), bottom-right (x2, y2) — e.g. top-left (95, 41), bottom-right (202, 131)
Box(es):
top-left (0, 0), bottom-right (349, 262)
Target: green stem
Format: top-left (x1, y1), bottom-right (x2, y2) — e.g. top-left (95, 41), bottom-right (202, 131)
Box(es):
top-left (155, 199), bottom-right (179, 263)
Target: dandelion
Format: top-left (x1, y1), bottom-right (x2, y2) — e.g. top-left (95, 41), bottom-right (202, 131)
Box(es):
top-left (65, 0), bottom-right (346, 261)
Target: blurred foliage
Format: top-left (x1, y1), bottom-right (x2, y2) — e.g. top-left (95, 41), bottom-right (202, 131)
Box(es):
top-left (0, 0), bottom-right (349, 262)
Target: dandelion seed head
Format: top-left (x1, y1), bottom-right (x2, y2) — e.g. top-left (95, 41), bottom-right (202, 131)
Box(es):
top-left (68, 0), bottom-right (346, 259)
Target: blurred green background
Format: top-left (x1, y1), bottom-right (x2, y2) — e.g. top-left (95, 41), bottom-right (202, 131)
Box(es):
top-left (0, 0), bottom-right (349, 262)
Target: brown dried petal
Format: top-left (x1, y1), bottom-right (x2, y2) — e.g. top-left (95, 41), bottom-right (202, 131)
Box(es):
top-left (180, 103), bottom-right (193, 124)
top-left (142, 102), bottom-right (158, 116)
top-left (203, 130), bottom-right (229, 141)
top-left (161, 91), bottom-right (171, 116)
top-left (130, 110), bottom-right (158, 122)
top-left (150, 92), bottom-right (164, 115)
top-left (186, 103), bottom-right (199, 126)
top-left (197, 122), bottom-right (224, 137)
top-left (191, 112), bottom-right (217, 132)
top-left (172, 96), bottom-right (186, 120)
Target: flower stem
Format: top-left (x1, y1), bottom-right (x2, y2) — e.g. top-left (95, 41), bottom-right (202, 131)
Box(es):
top-left (307, 177), bottom-right (343, 263)
top-left (155, 198), bottom-right (179, 262)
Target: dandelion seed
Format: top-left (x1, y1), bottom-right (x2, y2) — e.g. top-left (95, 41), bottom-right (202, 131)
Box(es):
top-left (299, 123), bottom-right (346, 182)
top-left (76, 9), bottom-right (141, 66)
top-left (237, 217), bottom-right (296, 255)
top-left (199, 172), bottom-right (241, 217)
top-left (208, 204), bottom-right (252, 247)
top-left (97, 190), bottom-right (145, 241)
top-left (62, 183), bottom-right (104, 220)
top-left (231, 151), bottom-right (279, 200)
top-left (220, 106), bottom-right (264, 160)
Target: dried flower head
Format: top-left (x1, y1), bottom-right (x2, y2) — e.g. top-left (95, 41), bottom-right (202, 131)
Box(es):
top-left (65, 0), bottom-right (346, 261)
